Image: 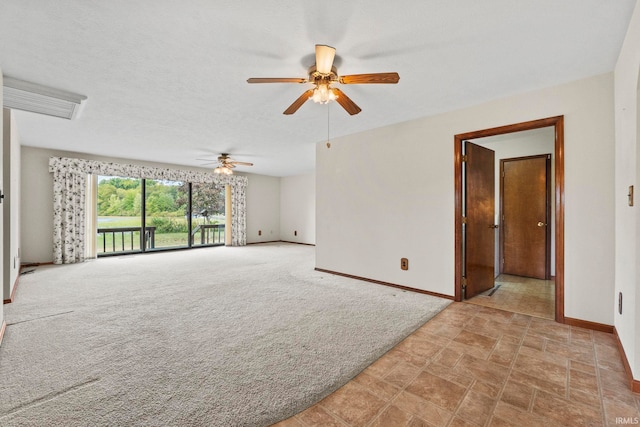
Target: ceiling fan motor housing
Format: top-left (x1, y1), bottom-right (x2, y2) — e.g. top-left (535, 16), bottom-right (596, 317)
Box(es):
top-left (308, 65), bottom-right (338, 84)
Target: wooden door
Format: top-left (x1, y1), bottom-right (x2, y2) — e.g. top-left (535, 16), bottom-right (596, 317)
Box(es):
top-left (501, 155), bottom-right (550, 279)
top-left (464, 141), bottom-right (496, 298)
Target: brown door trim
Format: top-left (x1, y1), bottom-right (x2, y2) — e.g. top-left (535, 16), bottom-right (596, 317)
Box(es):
top-left (454, 116), bottom-right (565, 323)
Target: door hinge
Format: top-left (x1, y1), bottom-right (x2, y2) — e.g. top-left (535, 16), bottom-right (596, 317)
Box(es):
top-left (461, 154), bottom-right (468, 162)
top-left (462, 216), bottom-right (467, 224)
top-left (461, 277), bottom-right (467, 288)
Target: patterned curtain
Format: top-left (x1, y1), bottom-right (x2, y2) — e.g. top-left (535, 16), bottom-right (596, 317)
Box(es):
top-left (51, 170), bottom-right (87, 264)
top-left (230, 182), bottom-right (246, 246)
top-left (49, 157), bottom-right (248, 264)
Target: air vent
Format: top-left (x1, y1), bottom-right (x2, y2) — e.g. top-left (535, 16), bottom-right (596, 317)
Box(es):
top-left (3, 77), bottom-right (87, 120)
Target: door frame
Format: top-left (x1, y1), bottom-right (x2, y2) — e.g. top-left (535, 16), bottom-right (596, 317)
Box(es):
top-left (454, 116), bottom-right (565, 323)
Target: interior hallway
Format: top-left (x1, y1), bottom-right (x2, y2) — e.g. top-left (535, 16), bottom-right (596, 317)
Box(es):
top-left (466, 274), bottom-right (555, 320)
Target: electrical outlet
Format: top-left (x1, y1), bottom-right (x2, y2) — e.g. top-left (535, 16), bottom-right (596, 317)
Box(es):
top-left (258, 230), bottom-right (262, 236)
top-left (401, 258), bottom-right (409, 270)
top-left (294, 230), bottom-right (297, 236)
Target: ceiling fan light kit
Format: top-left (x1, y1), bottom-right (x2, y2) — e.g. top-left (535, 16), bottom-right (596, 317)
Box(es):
top-left (247, 44), bottom-right (399, 115)
top-left (213, 166), bottom-right (233, 175)
top-left (211, 153), bottom-right (253, 174)
top-left (311, 83), bottom-right (337, 104)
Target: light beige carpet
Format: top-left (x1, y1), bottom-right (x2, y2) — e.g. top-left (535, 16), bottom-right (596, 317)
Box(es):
top-left (0, 243), bottom-right (450, 426)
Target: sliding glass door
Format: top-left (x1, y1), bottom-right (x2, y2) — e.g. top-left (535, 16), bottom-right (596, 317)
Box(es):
top-left (95, 176), bottom-right (225, 256)
top-left (96, 176), bottom-right (142, 254)
top-left (191, 182), bottom-right (226, 247)
top-left (144, 179), bottom-right (189, 250)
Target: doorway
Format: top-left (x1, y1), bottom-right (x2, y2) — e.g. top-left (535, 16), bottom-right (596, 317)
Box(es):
top-left (454, 116), bottom-right (565, 322)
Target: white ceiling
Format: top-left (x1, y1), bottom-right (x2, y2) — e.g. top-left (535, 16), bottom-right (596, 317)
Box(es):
top-left (0, 1), bottom-right (636, 176)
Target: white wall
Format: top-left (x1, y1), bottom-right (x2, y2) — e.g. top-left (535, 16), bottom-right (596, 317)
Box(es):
top-left (20, 147), bottom-right (283, 262)
top-left (3, 109), bottom-right (20, 301)
top-left (19, 146), bottom-right (52, 263)
top-left (280, 173), bottom-right (315, 244)
top-left (614, 0), bottom-right (640, 382)
top-left (474, 128), bottom-right (556, 276)
top-left (317, 72), bottom-right (615, 326)
top-left (242, 173), bottom-right (281, 243)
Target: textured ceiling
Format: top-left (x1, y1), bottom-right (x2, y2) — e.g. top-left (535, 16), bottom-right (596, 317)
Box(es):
top-left (0, 1), bottom-right (636, 176)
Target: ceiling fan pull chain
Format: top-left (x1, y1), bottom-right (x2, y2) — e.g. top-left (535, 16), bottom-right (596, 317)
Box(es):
top-left (327, 103), bottom-right (330, 141)
top-left (327, 103), bottom-right (331, 148)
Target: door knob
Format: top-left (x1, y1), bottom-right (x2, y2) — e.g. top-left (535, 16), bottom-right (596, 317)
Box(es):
top-left (537, 221), bottom-right (546, 227)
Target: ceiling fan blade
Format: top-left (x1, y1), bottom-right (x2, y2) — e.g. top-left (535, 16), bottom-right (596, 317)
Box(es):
top-left (230, 161), bottom-right (253, 166)
top-left (332, 88), bottom-right (362, 115)
top-left (247, 78), bottom-right (308, 84)
top-left (339, 72), bottom-right (400, 84)
top-left (315, 45), bottom-right (336, 74)
top-left (283, 89), bottom-right (314, 115)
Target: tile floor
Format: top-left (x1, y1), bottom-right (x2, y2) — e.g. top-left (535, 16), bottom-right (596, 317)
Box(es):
top-left (466, 274), bottom-right (555, 320)
top-left (273, 303), bottom-right (640, 427)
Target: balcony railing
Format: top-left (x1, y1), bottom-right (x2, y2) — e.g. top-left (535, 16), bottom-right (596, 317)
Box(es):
top-left (192, 224), bottom-right (225, 245)
top-left (96, 224), bottom-right (225, 255)
top-left (97, 226), bottom-right (156, 254)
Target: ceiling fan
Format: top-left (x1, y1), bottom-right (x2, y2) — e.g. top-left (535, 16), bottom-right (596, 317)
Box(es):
top-left (200, 153), bottom-right (253, 175)
top-left (247, 45), bottom-right (400, 115)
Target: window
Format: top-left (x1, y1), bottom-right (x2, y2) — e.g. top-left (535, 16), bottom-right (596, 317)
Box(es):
top-left (49, 156), bottom-right (247, 264)
top-left (95, 176), bottom-right (225, 255)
